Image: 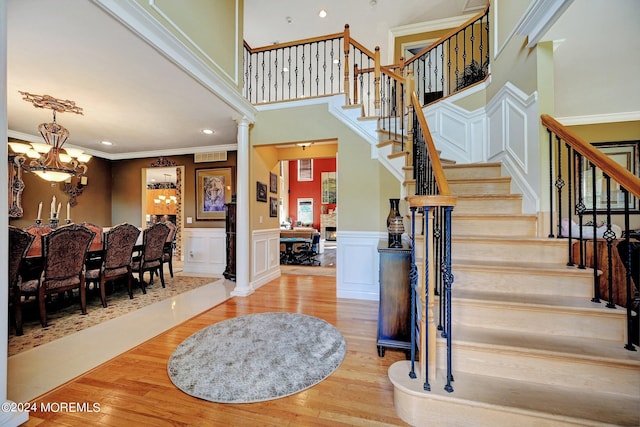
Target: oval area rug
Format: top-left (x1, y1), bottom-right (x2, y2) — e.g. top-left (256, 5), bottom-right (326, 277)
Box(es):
top-left (167, 312), bottom-right (347, 403)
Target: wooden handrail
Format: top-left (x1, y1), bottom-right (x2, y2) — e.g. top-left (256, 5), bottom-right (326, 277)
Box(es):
top-left (349, 38), bottom-right (377, 59)
top-left (411, 92), bottom-right (452, 198)
top-left (541, 114), bottom-right (640, 199)
top-left (380, 66), bottom-right (405, 83)
top-left (403, 2), bottom-right (490, 67)
top-left (245, 31), bottom-right (345, 53)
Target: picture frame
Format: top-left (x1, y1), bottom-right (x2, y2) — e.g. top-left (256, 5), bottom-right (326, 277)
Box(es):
top-left (580, 141), bottom-right (639, 213)
top-left (256, 181), bottom-right (268, 202)
top-left (270, 172), bottom-right (278, 194)
top-left (196, 167), bottom-right (233, 220)
top-left (269, 197), bottom-right (278, 217)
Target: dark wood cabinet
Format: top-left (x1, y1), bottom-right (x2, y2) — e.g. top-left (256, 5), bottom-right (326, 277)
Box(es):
top-left (377, 240), bottom-right (412, 357)
top-left (223, 202), bottom-right (236, 281)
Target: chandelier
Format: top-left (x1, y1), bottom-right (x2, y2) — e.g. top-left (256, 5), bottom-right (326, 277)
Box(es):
top-left (8, 92), bottom-right (91, 182)
top-left (153, 174), bottom-right (177, 211)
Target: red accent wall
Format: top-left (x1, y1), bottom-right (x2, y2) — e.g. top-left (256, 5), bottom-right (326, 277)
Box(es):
top-left (288, 158), bottom-right (336, 230)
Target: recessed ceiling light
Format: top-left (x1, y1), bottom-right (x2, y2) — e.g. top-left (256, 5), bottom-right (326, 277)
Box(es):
top-left (202, 129), bottom-right (215, 135)
top-left (101, 140), bottom-right (113, 146)
top-left (318, 9), bottom-right (327, 18)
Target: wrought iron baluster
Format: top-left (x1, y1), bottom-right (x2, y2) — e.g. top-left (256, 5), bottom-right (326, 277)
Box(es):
top-left (555, 136), bottom-right (565, 238)
top-left (589, 162), bottom-right (601, 303)
top-left (566, 143), bottom-right (575, 266)
top-left (443, 206), bottom-right (454, 393)
top-left (575, 152), bottom-right (587, 268)
top-left (603, 174), bottom-right (617, 309)
top-left (409, 206), bottom-right (418, 378)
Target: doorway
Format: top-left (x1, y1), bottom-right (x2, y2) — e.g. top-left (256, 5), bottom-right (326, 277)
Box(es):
top-left (141, 166), bottom-right (185, 260)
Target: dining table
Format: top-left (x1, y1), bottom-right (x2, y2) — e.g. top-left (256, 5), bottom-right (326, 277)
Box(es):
top-left (280, 237), bottom-right (311, 265)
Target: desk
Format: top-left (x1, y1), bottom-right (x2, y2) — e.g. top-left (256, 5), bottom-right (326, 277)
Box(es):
top-left (280, 237), bottom-right (311, 265)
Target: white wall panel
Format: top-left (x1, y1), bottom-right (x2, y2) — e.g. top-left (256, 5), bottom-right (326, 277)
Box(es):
top-left (337, 231), bottom-right (383, 300)
top-left (182, 228), bottom-right (226, 275)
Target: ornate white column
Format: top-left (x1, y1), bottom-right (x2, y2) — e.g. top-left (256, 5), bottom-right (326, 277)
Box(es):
top-left (1, 2), bottom-right (29, 425)
top-left (231, 116), bottom-right (254, 296)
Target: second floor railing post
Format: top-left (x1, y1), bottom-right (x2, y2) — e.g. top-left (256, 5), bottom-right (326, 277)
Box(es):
top-left (374, 46), bottom-right (381, 116)
top-left (343, 24), bottom-right (351, 105)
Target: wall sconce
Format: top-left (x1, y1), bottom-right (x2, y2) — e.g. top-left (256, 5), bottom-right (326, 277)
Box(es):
top-left (63, 174), bottom-right (88, 207)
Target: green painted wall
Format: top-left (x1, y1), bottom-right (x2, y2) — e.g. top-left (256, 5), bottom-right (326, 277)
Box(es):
top-left (251, 103), bottom-right (400, 233)
top-left (135, 0), bottom-right (242, 88)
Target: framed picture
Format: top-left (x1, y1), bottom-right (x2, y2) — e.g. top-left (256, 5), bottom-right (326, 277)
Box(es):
top-left (270, 172), bottom-right (278, 194)
top-left (581, 141), bottom-right (639, 213)
top-left (256, 181), bottom-right (268, 202)
top-left (196, 167), bottom-right (233, 220)
top-left (269, 197), bottom-right (278, 217)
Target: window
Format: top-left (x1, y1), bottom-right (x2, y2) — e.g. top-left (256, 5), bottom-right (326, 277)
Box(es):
top-left (298, 159), bottom-right (313, 181)
top-left (297, 198), bottom-right (313, 226)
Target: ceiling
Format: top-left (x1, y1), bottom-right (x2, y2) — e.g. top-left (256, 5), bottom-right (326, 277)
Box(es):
top-left (6, 0), bottom-right (484, 161)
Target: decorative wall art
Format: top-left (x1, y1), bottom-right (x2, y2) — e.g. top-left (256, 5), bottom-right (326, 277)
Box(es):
top-left (270, 172), bottom-right (278, 194)
top-left (256, 181), bottom-right (268, 202)
top-left (580, 141), bottom-right (639, 213)
top-left (196, 167), bottom-right (233, 220)
top-left (269, 197), bottom-right (278, 217)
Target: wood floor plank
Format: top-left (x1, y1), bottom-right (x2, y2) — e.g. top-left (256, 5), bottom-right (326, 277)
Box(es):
top-left (23, 274), bottom-right (409, 426)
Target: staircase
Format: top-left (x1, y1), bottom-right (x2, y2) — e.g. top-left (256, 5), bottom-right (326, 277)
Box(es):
top-left (388, 161), bottom-right (640, 426)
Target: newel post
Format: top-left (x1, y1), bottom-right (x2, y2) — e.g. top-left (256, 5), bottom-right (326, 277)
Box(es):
top-left (343, 24), bottom-right (351, 105)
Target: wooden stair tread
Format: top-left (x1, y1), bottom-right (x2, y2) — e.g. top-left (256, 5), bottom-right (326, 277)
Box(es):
top-left (389, 362), bottom-right (640, 426)
top-left (443, 162), bottom-right (502, 170)
top-left (451, 258), bottom-right (594, 276)
top-left (451, 213), bottom-right (537, 219)
top-left (452, 289), bottom-right (625, 313)
top-left (388, 151), bottom-right (409, 159)
top-left (451, 235), bottom-right (566, 244)
top-left (449, 176), bottom-right (511, 183)
top-left (449, 325), bottom-right (640, 364)
top-left (456, 194), bottom-right (523, 200)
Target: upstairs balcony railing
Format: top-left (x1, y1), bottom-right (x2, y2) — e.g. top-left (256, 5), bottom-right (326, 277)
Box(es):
top-left (542, 114), bottom-right (640, 351)
top-left (243, 3), bottom-right (490, 122)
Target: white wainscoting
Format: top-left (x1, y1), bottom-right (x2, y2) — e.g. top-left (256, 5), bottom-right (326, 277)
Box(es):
top-left (486, 82), bottom-right (540, 213)
top-left (251, 228), bottom-right (281, 290)
top-left (337, 231), bottom-right (385, 300)
top-left (182, 228), bottom-right (226, 276)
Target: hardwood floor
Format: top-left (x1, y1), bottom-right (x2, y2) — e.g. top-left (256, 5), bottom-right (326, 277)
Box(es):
top-left (24, 274), bottom-right (409, 426)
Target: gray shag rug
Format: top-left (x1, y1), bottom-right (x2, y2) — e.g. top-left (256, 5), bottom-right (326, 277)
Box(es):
top-left (167, 312), bottom-right (347, 403)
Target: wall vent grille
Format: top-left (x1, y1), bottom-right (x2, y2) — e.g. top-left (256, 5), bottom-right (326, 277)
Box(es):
top-left (194, 151), bottom-right (227, 163)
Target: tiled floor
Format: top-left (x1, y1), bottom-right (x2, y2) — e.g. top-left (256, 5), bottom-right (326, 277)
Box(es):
top-left (7, 269), bottom-right (235, 403)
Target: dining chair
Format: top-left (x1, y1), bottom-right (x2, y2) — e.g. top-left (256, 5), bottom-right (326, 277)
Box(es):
top-left (161, 220), bottom-right (177, 278)
top-left (36, 224), bottom-right (95, 328)
top-left (85, 223), bottom-right (141, 307)
top-left (81, 222), bottom-right (104, 294)
top-left (131, 222), bottom-right (170, 292)
top-left (9, 226), bottom-right (35, 336)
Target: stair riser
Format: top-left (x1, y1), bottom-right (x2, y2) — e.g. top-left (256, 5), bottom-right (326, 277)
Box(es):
top-left (438, 344), bottom-right (640, 397)
top-left (449, 181), bottom-right (511, 195)
top-left (444, 165), bottom-right (502, 180)
top-left (454, 198), bottom-right (523, 214)
top-left (390, 361), bottom-right (600, 427)
top-left (449, 301), bottom-right (626, 341)
top-left (452, 217), bottom-right (537, 237)
top-left (452, 267), bottom-right (594, 297)
top-left (452, 240), bottom-right (567, 264)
